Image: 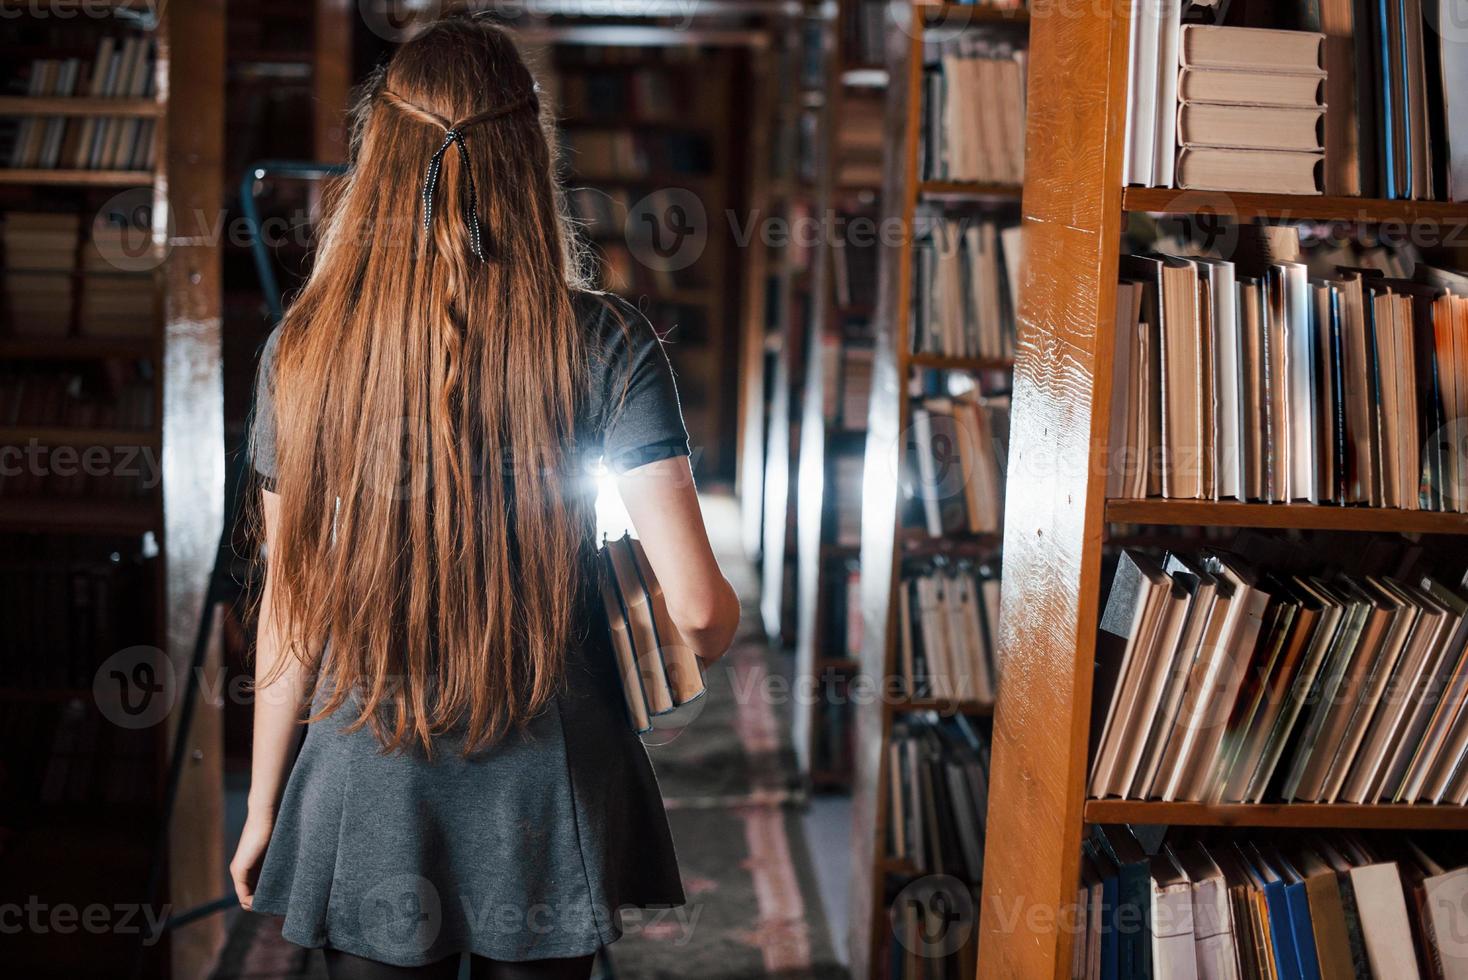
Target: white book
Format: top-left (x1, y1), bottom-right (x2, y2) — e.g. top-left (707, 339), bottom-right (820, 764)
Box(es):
top-left (1154, 0), bottom-right (1185, 187)
top-left (1151, 854), bottom-right (1200, 980)
top-left (1282, 262), bottom-right (1317, 502)
top-left (1126, 0), bottom-right (1163, 186)
top-left (1423, 861), bottom-right (1468, 978)
top-left (1350, 863), bottom-right (1424, 980)
top-left (1194, 259), bottom-right (1241, 499)
top-left (1169, 845), bottom-right (1240, 980)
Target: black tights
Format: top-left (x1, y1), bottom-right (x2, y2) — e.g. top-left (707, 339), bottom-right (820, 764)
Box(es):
top-left (323, 948), bottom-right (595, 980)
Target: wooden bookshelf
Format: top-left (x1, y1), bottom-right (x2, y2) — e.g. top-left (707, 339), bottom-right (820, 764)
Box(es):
top-left (0, 95), bottom-right (162, 116)
top-left (977, 5), bottom-right (1468, 979)
top-left (918, 179), bottom-right (1024, 199)
top-left (735, 41), bottom-right (782, 560)
top-left (847, 3), bottom-right (1026, 976)
top-left (790, 0), bottom-right (882, 789)
top-left (919, 2), bottom-right (1030, 24)
top-left (1083, 800), bottom-right (1468, 831)
top-left (1105, 498), bottom-right (1468, 534)
top-left (761, 11), bottom-right (829, 641)
top-left (0, 168), bottom-right (153, 186)
top-left (1123, 186), bottom-right (1468, 224)
top-left (0, 6), bottom-right (227, 977)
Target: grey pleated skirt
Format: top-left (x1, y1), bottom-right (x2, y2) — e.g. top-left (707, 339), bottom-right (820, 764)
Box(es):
top-left (249, 621), bottom-right (685, 967)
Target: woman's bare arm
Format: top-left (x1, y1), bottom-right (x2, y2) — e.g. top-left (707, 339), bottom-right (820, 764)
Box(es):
top-left (230, 489), bottom-right (310, 909)
top-left (618, 456), bottom-right (740, 662)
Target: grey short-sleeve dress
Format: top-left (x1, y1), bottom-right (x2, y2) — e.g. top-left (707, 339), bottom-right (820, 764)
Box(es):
top-left (247, 291), bottom-right (689, 967)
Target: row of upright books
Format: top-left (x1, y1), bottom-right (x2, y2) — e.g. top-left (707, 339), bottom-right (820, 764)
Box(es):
top-left (832, 220), bottom-right (880, 312)
top-left (887, 713), bottom-right (992, 883)
top-left (897, 563), bottom-right (1000, 704)
top-left (909, 389), bottom-right (1010, 537)
top-left (812, 669), bottom-right (856, 776)
top-left (559, 129), bottom-right (711, 178)
top-left (0, 550), bottom-right (151, 690)
top-left (4, 36), bottom-right (157, 172)
top-left (1109, 250), bottom-right (1468, 511)
top-left (552, 67), bottom-right (692, 121)
top-left (1078, 825), bottom-right (1468, 980)
top-left (0, 363), bottom-right (154, 431)
top-left (835, 95), bottom-right (885, 188)
top-left (4, 211), bottom-right (156, 339)
top-left (2, 701), bottom-right (156, 809)
top-left (822, 340), bottom-right (872, 432)
top-left (1091, 548), bottom-right (1468, 807)
top-left (912, 216), bottom-right (1021, 359)
top-left (920, 38), bottom-right (1026, 185)
top-left (1124, 8), bottom-right (1468, 199)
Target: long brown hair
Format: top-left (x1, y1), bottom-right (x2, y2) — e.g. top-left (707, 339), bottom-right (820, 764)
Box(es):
top-left (258, 17), bottom-right (592, 755)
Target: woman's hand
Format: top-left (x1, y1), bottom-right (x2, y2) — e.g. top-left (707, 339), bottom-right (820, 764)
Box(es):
top-left (230, 808), bottom-right (276, 911)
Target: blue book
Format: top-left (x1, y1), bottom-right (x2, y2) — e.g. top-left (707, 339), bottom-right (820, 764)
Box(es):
top-left (1273, 850), bottom-right (1323, 980)
top-left (1376, 0), bottom-right (1399, 197)
top-left (1242, 844), bottom-right (1303, 980)
top-left (1085, 840), bottom-right (1122, 980)
top-left (1092, 825), bottom-right (1151, 980)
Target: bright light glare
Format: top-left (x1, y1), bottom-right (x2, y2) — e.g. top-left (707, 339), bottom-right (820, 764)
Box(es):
top-left (592, 461), bottom-right (634, 541)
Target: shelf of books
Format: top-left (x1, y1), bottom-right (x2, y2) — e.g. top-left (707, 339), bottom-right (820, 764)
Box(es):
top-left (0, 3), bottom-right (227, 977)
top-left (761, 6), bottom-right (830, 642)
top-left (978, 1), bottom-right (1468, 978)
top-left (548, 41), bottom-right (747, 481)
top-left (847, 0), bottom-right (1028, 975)
top-left (790, 0), bottom-right (889, 790)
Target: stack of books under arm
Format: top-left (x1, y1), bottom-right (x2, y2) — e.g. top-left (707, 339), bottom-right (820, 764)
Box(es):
top-left (1090, 548), bottom-right (1468, 807)
top-left (912, 217), bottom-right (1022, 359)
top-left (920, 37), bottom-right (1026, 185)
top-left (909, 390), bottom-right (1010, 537)
top-left (1123, 3), bottom-right (1468, 199)
top-left (887, 713), bottom-right (991, 884)
top-left (1108, 252), bottom-right (1468, 511)
top-left (1077, 824), bottom-right (1468, 980)
top-left (897, 563), bottom-right (1000, 703)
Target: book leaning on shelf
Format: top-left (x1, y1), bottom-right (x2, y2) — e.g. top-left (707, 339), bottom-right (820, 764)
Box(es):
top-left (912, 216), bottom-right (1021, 360)
top-left (1089, 547), bottom-right (1468, 806)
top-left (1108, 251), bottom-right (1468, 512)
top-left (1076, 825), bottom-right (1468, 980)
top-left (908, 389), bottom-right (1010, 537)
top-left (896, 563), bottom-right (1000, 704)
